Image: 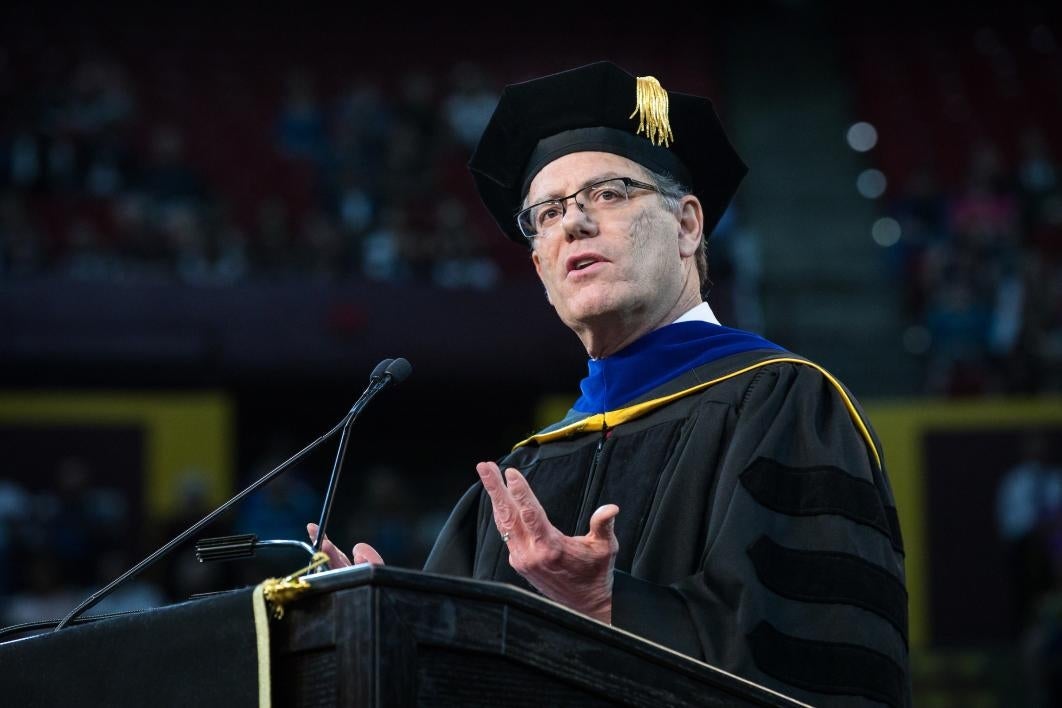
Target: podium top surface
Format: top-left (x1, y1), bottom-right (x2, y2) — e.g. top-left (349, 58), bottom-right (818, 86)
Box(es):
top-left (295, 564), bottom-right (810, 708)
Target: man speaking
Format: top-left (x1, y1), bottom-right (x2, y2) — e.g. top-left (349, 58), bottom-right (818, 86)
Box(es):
top-left (312, 61), bottom-right (910, 707)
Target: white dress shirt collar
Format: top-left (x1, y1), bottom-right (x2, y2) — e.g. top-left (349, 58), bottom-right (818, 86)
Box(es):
top-left (672, 301), bottom-right (721, 326)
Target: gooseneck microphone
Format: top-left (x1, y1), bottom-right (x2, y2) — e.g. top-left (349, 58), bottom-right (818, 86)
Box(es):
top-left (368, 357), bottom-right (394, 383)
top-left (47, 357), bottom-right (411, 633)
top-left (311, 357), bottom-right (412, 556)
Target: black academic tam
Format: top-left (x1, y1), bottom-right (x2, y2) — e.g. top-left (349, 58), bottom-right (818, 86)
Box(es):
top-left (468, 61), bottom-right (748, 245)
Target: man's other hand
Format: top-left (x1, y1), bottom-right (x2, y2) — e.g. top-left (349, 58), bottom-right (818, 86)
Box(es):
top-left (306, 522), bottom-right (384, 569)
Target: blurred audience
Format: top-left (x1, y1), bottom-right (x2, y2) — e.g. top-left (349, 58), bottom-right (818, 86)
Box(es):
top-left (4, 34), bottom-right (1056, 394)
top-left (0, 48), bottom-right (508, 290)
top-left (889, 134), bottom-right (1062, 395)
top-left (0, 456), bottom-right (166, 627)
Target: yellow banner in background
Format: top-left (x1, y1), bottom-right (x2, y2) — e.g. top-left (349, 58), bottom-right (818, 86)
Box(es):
top-left (0, 392), bottom-right (234, 520)
top-left (868, 397), bottom-right (1062, 648)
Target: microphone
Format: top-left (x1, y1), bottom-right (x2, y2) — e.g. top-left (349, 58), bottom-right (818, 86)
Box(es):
top-left (383, 357), bottom-right (413, 385)
top-left (48, 357), bottom-right (407, 633)
top-left (369, 357), bottom-right (394, 382)
top-left (311, 357), bottom-right (412, 555)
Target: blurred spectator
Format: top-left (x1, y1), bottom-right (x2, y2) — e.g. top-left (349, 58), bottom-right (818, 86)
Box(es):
top-left (888, 169), bottom-right (949, 317)
top-left (297, 208), bottom-right (348, 281)
top-left (47, 458), bottom-right (111, 587)
top-left (948, 144), bottom-right (1018, 262)
top-left (275, 70), bottom-right (328, 167)
top-left (158, 474), bottom-right (230, 602)
top-left (337, 464), bottom-right (422, 569)
top-left (0, 194), bottom-right (45, 276)
top-left (989, 258), bottom-right (1026, 383)
top-left (60, 55), bottom-right (135, 142)
top-left (334, 169), bottom-right (375, 236)
top-left (1028, 189), bottom-right (1062, 265)
top-left (0, 480), bottom-right (30, 597)
top-left (89, 549), bottom-right (166, 616)
top-left (2, 557), bottom-right (81, 626)
top-left (1039, 265), bottom-right (1062, 391)
top-left (167, 203), bottom-right (212, 283)
top-left (209, 208), bottom-right (251, 285)
top-left (712, 204), bottom-right (765, 333)
top-left (235, 447), bottom-right (320, 545)
top-left (1018, 129), bottom-right (1057, 199)
top-left (997, 434), bottom-right (1062, 627)
top-left (443, 62), bottom-right (498, 150)
top-left (429, 197), bottom-right (499, 290)
top-left (998, 433), bottom-right (1062, 706)
top-left (362, 206), bottom-right (411, 282)
top-left (925, 279), bottom-right (992, 394)
top-left (137, 125), bottom-right (205, 207)
top-left (58, 217), bottom-right (118, 281)
top-left (250, 198), bottom-right (293, 276)
top-left (331, 81), bottom-right (390, 188)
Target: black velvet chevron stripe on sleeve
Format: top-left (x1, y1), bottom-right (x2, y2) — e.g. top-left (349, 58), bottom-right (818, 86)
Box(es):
top-left (746, 536), bottom-right (908, 644)
top-left (748, 621), bottom-right (908, 707)
top-left (739, 457), bottom-right (904, 554)
top-left (884, 505), bottom-right (904, 556)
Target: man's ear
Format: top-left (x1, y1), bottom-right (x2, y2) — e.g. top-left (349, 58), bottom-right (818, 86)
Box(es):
top-left (531, 249), bottom-right (553, 305)
top-left (677, 195), bottom-right (704, 259)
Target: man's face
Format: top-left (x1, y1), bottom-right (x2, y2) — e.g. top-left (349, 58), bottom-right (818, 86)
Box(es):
top-left (528, 152), bottom-right (692, 334)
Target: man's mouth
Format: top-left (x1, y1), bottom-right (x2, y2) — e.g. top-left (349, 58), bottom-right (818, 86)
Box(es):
top-left (566, 253), bottom-right (607, 275)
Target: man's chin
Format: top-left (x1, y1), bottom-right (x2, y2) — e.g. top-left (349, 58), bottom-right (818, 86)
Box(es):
top-left (559, 294), bottom-right (615, 321)
top-left (559, 294), bottom-right (637, 331)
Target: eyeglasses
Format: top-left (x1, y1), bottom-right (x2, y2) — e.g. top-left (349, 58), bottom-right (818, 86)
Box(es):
top-left (515, 177), bottom-right (659, 242)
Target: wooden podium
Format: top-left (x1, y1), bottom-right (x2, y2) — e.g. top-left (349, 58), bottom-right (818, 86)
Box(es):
top-left (0, 566), bottom-right (805, 707)
top-left (273, 565), bottom-right (803, 707)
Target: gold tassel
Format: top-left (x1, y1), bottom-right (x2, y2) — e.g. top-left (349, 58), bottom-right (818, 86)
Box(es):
top-left (629, 76), bottom-right (674, 147)
top-left (259, 551), bottom-right (330, 620)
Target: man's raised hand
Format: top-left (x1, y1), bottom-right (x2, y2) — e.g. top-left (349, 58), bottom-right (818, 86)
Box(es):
top-left (475, 461), bottom-right (619, 624)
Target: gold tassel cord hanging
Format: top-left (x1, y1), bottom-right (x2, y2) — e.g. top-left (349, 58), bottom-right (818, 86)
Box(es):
top-left (259, 551), bottom-right (330, 620)
top-left (629, 76), bottom-right (674, 147)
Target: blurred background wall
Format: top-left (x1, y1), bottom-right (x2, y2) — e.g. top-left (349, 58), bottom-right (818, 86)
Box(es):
top-left (1, 3), bottom-right (1061, 704)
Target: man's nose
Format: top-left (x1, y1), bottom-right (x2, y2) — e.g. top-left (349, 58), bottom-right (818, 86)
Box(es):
top-left (561, 197), bottom-right (597, 240)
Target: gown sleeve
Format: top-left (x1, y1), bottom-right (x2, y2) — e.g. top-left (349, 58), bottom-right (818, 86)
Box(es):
top-left (422, 481), bottom-right (482, 577)
top-left (610, 362), bottom-right (910, 708)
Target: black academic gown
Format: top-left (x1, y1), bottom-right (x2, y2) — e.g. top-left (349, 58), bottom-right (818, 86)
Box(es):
top-left (424, 349), bottom-right (910, 708)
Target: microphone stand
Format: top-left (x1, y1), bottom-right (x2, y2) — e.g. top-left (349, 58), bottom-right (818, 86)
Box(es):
top-left (312, 358), bottom-right (411, 555)
top-left (310, 385), bottom-right (377, 554)
top-left (51, 359), bottom-right (404, 632)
